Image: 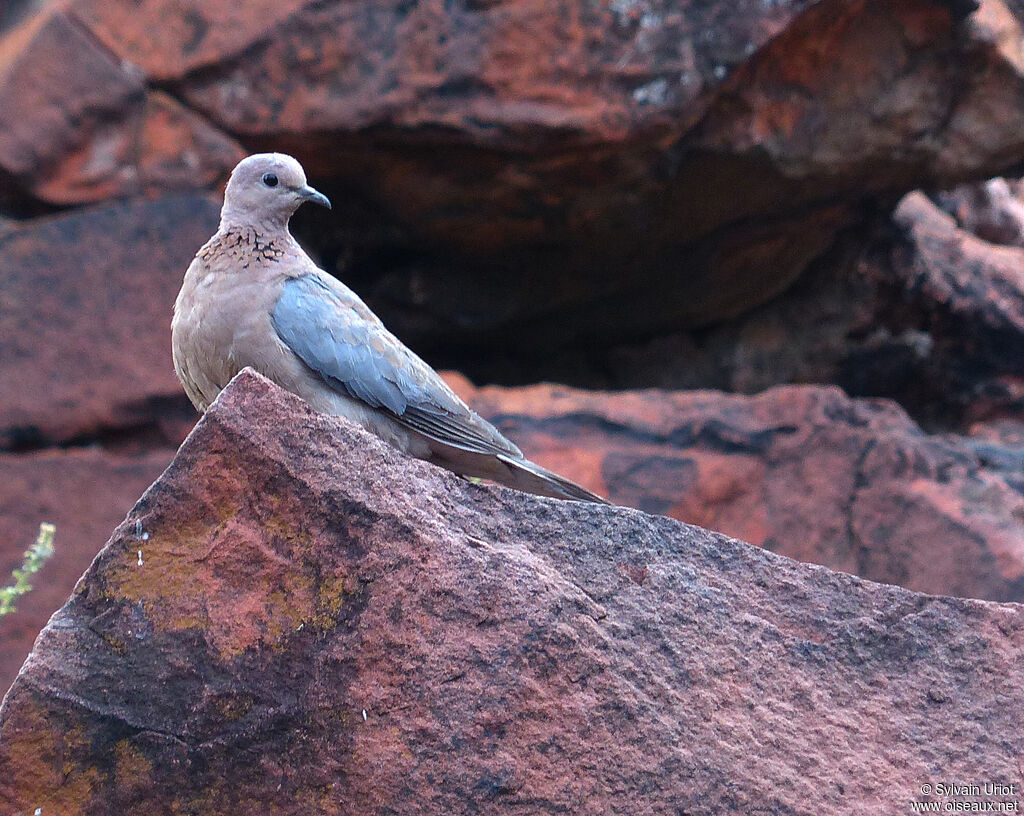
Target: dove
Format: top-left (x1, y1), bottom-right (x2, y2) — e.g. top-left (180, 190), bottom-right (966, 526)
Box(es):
top-left (171, 153), bottom-right (609, 504)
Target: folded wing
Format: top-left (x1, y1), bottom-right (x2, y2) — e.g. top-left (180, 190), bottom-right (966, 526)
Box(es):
top-left (271, 275), bottom-right (522, 459)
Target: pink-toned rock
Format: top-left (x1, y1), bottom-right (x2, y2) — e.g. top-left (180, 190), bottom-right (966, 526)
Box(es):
top-left (445, 374), bottom-right (1024, 602)
top-left (0, 193), bottom-right (219, 448)
top-left (0, 447), bottom-right (174, 694)
top-left (4, 370), bottom-right (1017, 702)
top-left (0, 10), bottom-right (243, 205)
top-left (72, 0), bottom-right (313, 81)
top-left (1, 370), bottom-right (1023, 815)
top-left (937, 176), bottom-right (1024, 247)
top-left (884, 190), bottom-right (1024, 425)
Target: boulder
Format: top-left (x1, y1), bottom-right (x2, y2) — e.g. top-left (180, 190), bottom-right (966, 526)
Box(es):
top-left (878, 190), bottom-right (1024, 426)
top-left (0, 447), bottom-right (173, 694)
top-left (2, 370), bottom-right (1019, 699)
top-left (1, 370), bottom-right (1022, 815)
top-left (0, 193), bottom-right (219, 449)
top-left (0, 10), bottom-right (243, 205)
top-left (6, 1), bottom-right (1024, 348)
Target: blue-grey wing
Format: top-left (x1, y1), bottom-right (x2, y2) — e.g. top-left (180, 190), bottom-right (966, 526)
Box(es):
top-left (271, 275), bottom-right (521, 458)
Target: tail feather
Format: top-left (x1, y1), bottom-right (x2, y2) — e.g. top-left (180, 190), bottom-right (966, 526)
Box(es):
top-left (497, 454), bottom-right (611, 504)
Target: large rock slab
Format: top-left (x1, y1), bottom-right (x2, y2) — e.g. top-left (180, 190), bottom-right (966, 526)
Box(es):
top-left (0, 447), bottom-right (174, 695)
top-left (449, 375), bottom-right (1024, 602)
top-left (3, 372), bottom-right (1018, 695)
top-left (1, 370), bottom-right (1023, 814)
top-left (0, 194), bottom-right (219, 448)
top-left (6, 1), bottom-right (1024, 349)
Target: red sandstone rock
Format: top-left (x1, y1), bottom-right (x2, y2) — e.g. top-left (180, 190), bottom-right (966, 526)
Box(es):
top-left (3, 371), bottom-right (1018, 702)
top-left (883, 191), bottom-right (1024, 425)
top-left (444, 373), bottom-right (1024, 602)
top-left (571, 181), bottom-right (1024, 432)
top-left (0, 447), bottom-right (173, 694)
top-left (1, 370), bottom-right (1023, 815)
top-left (172, 0), bottom-right (1024, 344)
top-left (5, 1), bottom-right (1024, 346)
top-left (0, 193), bottom-right (219, 448)
top-left (0, 10), bottom-right (243, 204)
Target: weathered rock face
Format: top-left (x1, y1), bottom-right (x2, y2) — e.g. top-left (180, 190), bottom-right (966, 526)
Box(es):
top-left (448, 374), bottom-right (1024, 603)
top-left (5, 0), bottom-right (1024, 347)
top-left (553, 181), bottom-right (1024, 432)
top-left (0, 447), bottom-right (173, 693)
top-left (2, 371), bottom-right (1023, 815)
top-left (2, 0), bottom-right (1023, 419)
top-left (1, 5), bottom-right (1022, 781)
top-left (0, 193), bottom-right (219, 449)
top-left (874, 190), bottom-right (1024, 427)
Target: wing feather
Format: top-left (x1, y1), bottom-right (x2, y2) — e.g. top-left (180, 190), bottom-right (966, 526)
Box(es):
top-left (271, 275), bottom-right (521, 458)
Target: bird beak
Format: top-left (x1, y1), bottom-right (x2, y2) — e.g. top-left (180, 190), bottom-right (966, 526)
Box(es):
top-left (297, 185), bottom-right (331, 210)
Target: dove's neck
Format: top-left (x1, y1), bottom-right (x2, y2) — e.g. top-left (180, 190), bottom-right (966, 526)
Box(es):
top-left (218, 207), bottom-right (295, 239)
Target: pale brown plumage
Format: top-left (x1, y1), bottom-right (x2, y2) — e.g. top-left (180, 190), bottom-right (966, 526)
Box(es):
top-left (172, 153), bottom-right (609, 504)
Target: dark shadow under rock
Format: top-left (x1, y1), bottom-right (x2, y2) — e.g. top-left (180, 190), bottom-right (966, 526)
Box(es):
top-left (500, 183), bottom-right (1024, 436)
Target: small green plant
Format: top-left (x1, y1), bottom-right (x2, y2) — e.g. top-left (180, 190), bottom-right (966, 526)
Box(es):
top-left (0, 522), bottom-right (56, 617)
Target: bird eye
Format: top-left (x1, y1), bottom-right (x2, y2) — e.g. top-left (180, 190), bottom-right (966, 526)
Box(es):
top-left (262, 173), bottom-right (279, 188)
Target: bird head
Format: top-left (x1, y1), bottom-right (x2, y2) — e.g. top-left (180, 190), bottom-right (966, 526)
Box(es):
top-left (219, 153), bottom-right (331, 232)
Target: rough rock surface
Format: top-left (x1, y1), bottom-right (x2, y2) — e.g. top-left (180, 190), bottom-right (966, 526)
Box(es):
top-left (0, 9), bottom-right (243, 206)
top-left (447, 374), bottom-right (1024, 603)
top-left (2, 371), bottom-right (1020, 698)
top-left (0, 193), bottom-right (219, 449)
top-left (5, 1), bottom-right (1024, 348)
top-left (0, 447), bottom-right (173, 694)
top-left (876, 190), bottom-right (1024, 426)
top-left (2, 370), bottom-right (1023, 815)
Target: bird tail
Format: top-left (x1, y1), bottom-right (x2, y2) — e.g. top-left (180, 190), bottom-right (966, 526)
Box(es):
top-left (497, 454), bottom-right (611, 504)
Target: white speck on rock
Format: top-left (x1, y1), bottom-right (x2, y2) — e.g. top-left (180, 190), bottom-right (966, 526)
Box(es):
top-left (639, 11), bottom-right (662, 29)
top-left (633, 77), bottom-right (670, 106)
top-left (137, 549), bottom-right (144, 567)
top-left (119, 58), bottom-right (144, 81)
